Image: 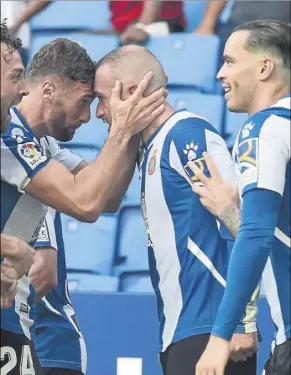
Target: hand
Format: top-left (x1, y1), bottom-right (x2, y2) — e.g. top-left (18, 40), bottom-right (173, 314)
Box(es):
top-left (193, 23), bottom-right (215, 35)
top-left (110, 71), bottom-right (167, 137)
top-left (120, 24), bottom-right (149, 45)
top-left (1, 234), bottom-right (35, 279)
top-left (196, 335), bottom-right (230, 375)
top-left (229, 333), bottom-right (258, 362)
top-left (188, 152), bottom-right (239, 217)
top-left (1, 267), bottom-right (18, 309)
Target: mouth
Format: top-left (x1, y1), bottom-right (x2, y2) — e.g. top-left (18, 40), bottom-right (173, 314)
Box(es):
top-left (223, 85), bottom-right (232, 99)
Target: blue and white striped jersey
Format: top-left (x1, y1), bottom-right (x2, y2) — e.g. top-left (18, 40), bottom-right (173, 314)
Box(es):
top-left (233, 96), bottom-right (291, 345)
top-left (139, 109), bottom-right (257, 352)
top-left (34, 208), bottom-right (87, 373)
top-left (1, 106), bottom-right (50, 338)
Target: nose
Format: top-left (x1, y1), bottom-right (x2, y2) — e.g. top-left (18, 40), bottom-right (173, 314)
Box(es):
top-left (19, 81), bottom-right (30, 97)
top-left (216, 64), bottom-right (225, 81)
top-left (80, 108), bottom-right (91, 124)
top-left (95, 102), bottom-right (104, 119)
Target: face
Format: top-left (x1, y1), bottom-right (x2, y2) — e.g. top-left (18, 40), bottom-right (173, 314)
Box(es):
top-left (94, 65), bottom-right (118, 128)
top-left (0, 43), bottom-right (28, 133)
top-left (45, 80), bottom-right (94, 142)
top-left (217, 31), bottom-right (263, 113)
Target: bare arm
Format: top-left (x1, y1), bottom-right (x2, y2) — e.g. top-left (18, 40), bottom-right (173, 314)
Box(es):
top-left (217, 202), bottom-right (241, 239)
top-left (194, 0), bottom-right (226, 33)
top-left (11, 0), bottom-right (53, 34)
top-left (25, 73), bottom-right (166, 222)
top-left (139, 0), bottom-right (163, 24)
top-left (29, 247), bottom-right (57, 302)
top-left (71, 136), bottom-right (140, 213)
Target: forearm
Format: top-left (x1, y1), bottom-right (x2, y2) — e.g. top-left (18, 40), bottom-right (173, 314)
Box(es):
top-left (218, 203), bottom-right (241, 239)
top-left (212, 189), bottom-right (282, 340)
top-left (13, 0), bottom-right (52, 30)
top-left (199, 0), bottom-right (226, 29)
top-left (139, 0), bottom-right (163, 24)
top-left (103, 135), bottom-right (140, 212)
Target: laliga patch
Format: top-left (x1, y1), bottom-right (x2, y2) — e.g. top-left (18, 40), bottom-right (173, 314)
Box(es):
top-left (184, 157), bottom-right (207, 182)
top-left (237, 137), bottom-right (258, 188)
top-left (17, 142), bottom-right (47, 169)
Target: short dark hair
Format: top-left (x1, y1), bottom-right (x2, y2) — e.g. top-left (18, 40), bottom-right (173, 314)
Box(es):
top-left (26, 38), bottom-right (96, 84)
top-left (1, 19), bottom-right (22, 62)
top-left (234, 20), bottom-right (290, 70)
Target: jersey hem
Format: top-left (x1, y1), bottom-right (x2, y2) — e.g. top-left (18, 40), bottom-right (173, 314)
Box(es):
top-left (39, 359), bottom-right (84, 373)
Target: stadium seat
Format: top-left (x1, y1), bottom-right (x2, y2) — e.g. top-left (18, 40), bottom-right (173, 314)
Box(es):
top-left (146, 34), bottom-right (220, 93)
top-left (114, 205), bottom-right (149, 273)
top-left (29, 33), bottom-right (119, 66)
top-left (67, 273), bottom-right (119, 293)
top-left (31, 1), bottom-right (111, 32)
top-left (119, 272), bottom-right (154, 293)
top-left (61, 213), bottom-right (118, 275)
top-left (122, 168), bottom-right (141, 206)
top-left (224, 109), bottom-right (248, 148)
top-left (167, 89), bottom-right (224, 133)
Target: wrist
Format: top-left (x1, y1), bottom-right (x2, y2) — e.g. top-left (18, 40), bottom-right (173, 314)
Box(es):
top-left (107, 130), bottom-right (131, 148)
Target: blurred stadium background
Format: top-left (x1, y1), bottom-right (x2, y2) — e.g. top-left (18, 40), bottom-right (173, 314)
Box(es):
top-left (3, 1), bottom-right (277, 374)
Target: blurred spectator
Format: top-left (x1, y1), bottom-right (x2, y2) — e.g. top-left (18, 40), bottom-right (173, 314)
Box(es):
top-left (1, 0), bottom-right (51, 67)
top-left (110, 0), bottom-right (186, 45)
top-left (194, 0), bottom-right (291, 66)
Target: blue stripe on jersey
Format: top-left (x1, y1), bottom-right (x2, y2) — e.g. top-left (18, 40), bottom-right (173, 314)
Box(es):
top-left (34, 212), bottom-right (86, 373)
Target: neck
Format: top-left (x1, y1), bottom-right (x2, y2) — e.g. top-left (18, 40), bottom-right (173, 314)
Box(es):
top-left (248, 85), bottom-right (290, 117)
top-left (17, 97), bottom-right (46, 141)
top-left (142, 102), bottom-right (175, 144)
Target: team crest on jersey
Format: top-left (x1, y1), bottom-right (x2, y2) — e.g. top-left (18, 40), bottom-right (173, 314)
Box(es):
top-left (183, 141), bottom-right (198, 161)
top-left (241, 122), bottom-right (255, 139)
top-left (148, 149), bottom-right (158, 175)
top-left (17, 142), bottom-right (47, 169)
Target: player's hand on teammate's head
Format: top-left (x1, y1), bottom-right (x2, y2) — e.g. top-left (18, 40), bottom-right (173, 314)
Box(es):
top-left (188, 152), bottom-right (239, 217)
top-left (110, 71), bottom-right (167, 137)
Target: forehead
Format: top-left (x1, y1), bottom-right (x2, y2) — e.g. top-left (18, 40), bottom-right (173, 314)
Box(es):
top-left (94, 64), bottom-right (116, 93)
top-left (1, 43), bottom-right (24, 73)
top-left (67, 80), bottom-right (94, 96)
top-left (224, 30), bottom-right (251, 57)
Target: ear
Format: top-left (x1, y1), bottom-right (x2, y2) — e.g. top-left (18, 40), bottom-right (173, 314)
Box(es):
top-left (258, 58), bottom-right (275, 81)
top-left (165, 74), bottom-right (168, 85)
top-left (41, 80), bottom-right (54, 102)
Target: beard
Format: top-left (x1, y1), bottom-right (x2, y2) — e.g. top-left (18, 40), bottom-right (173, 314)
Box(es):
top-left (47, 103), bottom-right (71, 142)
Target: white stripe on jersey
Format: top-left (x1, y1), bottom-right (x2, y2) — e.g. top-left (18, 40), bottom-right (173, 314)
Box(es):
top-left (257, 115), bottom-right (290, 196)
top-left (262, 258), bottom-right (286, 344)
top-left (275, 227), bottom-right (291, 248)
top-left (14, 276), bottom-right (34, 340)
top-left (42, 297), bottom-right (62, 316)
top-left (169, 141), bottom-right (192, 184)
top-left (63, 304), bottom-right (87, 373)
top-left (3, 192), bottom-right (47, 243)
top-left (1, 138), bottom-right (31, 192)
top-left (187, 238), bottom-right (226, 287)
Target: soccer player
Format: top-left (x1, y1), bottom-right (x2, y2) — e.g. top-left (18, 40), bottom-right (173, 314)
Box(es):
top-left (93, 44), bottom-right (259, 375)
top-left (191, 20), bottom-right (290, 375)
top-left (1, 38), bottom-right (166, 373)
top-left (0, 21), bottom-right (35, 309)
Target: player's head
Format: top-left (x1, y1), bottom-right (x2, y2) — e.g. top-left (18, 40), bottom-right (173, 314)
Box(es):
top-left (25, 38), bottom-right (96, 141)
top-left (217, 20), bottom-right (290, 114)
top-left (1, 20), bottom-right (28, 133)
top-left (94, 45), bottom-right (167, 127)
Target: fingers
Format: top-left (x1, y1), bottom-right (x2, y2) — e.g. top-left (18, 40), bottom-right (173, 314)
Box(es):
top-left (203, 152), bottom-right (222, 182)
top-left (192, 183), bottom-right (208, 198)
top-left (131, 71), bottom-right (154, 100)
top-left (110, 80), bottom-right (122, 104)
top-left (188, 161), bottom-right (211, 188)
top-left (141, 86), bottom-right (167, 107)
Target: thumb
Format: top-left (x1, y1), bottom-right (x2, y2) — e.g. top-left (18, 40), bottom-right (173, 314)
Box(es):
top-left (111, 80), bottom-right (121, 103)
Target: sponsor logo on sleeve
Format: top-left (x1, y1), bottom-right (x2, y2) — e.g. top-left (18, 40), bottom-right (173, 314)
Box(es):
top-left (236, 137), bottom-right (258, 189)
top-left (17, 142), bottom-right (47, 169)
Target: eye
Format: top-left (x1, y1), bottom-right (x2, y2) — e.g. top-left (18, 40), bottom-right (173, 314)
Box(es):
top-left (225, 59), bottom-right (233, 66)
top-left (12, 73), bottom-right (22, 82)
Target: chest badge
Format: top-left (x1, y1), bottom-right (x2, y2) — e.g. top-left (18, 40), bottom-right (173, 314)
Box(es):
top-left (148, 149), bottom-right (158, 175)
